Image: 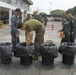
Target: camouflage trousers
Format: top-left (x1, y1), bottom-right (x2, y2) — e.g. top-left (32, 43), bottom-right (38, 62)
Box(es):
top-left (12, 37), bottom-right (20, 51)
top-left (34, 27), bottom-right (45, 54)
top-left (70, 33), bottom-right (75, 42)
top-left (61, 35), bottom-right (70, 44)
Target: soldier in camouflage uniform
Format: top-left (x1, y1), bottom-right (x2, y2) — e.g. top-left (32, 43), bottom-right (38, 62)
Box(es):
top-left (42, 15), bottom-right (48, 26)
top-left (18, 19), bottom-right (45, 60)
top-left (33, 14), bottom-right (44, 23)
top-left (66, 11), bottom-right (75, 42)
top-left (24, 14), bottom-right (31, 22)
top-left (60, 18), bottom-right (70, 44)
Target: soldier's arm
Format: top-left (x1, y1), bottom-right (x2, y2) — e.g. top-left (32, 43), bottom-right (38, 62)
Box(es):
top-left (11, 17), bottom-right (16, 28)
top-left (71, 19), bottom-right (75, 34)
top-left (16, 29), bottom-right (20, 38)
top-left (26, 31), bottom-right (33, 46)
top-left (73, 19), bottom-right (76, 33)
top-left (11, 16), bottom-right (20, 37)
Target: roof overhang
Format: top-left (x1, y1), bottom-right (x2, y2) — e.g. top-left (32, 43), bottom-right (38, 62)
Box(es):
top-left (0, 1), bottom-right (24, 12)
top-left (22, 0), bottom-right (33, 5)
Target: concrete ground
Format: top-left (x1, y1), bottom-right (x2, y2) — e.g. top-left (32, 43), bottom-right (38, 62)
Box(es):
top-left (0, 22), bottom-right (76, 75)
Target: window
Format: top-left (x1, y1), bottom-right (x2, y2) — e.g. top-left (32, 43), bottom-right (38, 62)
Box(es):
top-left (0, 0), bottom-right (12, 4)
top-left (13, 0), bottom-right (18, 4)
top-left (1, 0), bottom-right (6, 2)
top-left (20, 0), bottom-right (24, 7)
top-left (7, 0), bottom-right (12, 4)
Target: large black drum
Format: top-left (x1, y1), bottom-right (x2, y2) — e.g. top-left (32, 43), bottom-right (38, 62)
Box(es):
top-left (0, 42), bottom-right (12, 64)
top-left (59, 42), bottom-right (76, 65)
top-left (40, 43), bottom-right (58, 66)
top-left (15, 42), bottom-right (34, 65)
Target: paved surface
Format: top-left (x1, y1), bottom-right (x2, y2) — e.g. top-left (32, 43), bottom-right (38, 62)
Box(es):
top-left (0, 22), bottom-right (76, 75)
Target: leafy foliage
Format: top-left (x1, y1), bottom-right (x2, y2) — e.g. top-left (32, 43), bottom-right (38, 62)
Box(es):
top-left (50, 9), bottom-right (65, 16)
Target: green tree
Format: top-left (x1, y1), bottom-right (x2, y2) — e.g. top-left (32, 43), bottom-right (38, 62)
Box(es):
top-left (50, 9), bottom-right (65, 16)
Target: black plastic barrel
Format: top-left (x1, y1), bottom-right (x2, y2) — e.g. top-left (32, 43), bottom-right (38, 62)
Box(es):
top-left (42, 56), bottom-right (54, 66)
top-left (62, 55), bottom-right (75, 65)
top-left (20, 56), bottom-right (32, 65)
top-left (1, 58), bottom-right (12, 64)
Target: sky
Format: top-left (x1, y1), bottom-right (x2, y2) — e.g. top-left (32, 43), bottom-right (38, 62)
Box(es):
top-left (31, 0), bottom-right (76, 13)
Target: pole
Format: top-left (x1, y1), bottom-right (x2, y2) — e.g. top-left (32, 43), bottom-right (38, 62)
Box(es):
top-left (0, 7), bottom-right (1, 21)
top-left (9, 9), bottom-right (12, 25)
top-left (50, 2), bottom-right (52, 12)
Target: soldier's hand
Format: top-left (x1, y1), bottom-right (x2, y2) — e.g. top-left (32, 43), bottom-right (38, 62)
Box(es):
top-left (16, 35), bottom-right (19, 38)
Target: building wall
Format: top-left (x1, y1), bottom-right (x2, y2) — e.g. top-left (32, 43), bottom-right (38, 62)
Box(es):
top-left (0, 0), bottom-right (29, 11)
top-left (0, 0), bottom-right (33, 24)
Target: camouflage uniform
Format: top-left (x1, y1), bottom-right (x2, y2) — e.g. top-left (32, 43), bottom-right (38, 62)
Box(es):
top-left (61, 20), bottom-right (70, 43)
top-left (42, 15), bottom-right (48, 26)
top-left (33, 15), bottom-right (44, 23)
top-left (34, 27), bottom-right (45, 54)
top-left (25, 19), bottom-right (45, 54)
top-left (67, 17), bottom-right (75, 42)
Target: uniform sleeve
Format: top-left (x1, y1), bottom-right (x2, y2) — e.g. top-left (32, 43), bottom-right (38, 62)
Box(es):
top-left (11, 28), bottom-right (20, 37)
top-left (62, 25), bottom-right (66, 32)
top-left (11, 16), bottom-right (16, 28)
top-left (71, 18), bottom-right (75, 32)
top-left (11, 16), bottom-right (20, 37)
top-left (16, 29), bottom-right (20, 35)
